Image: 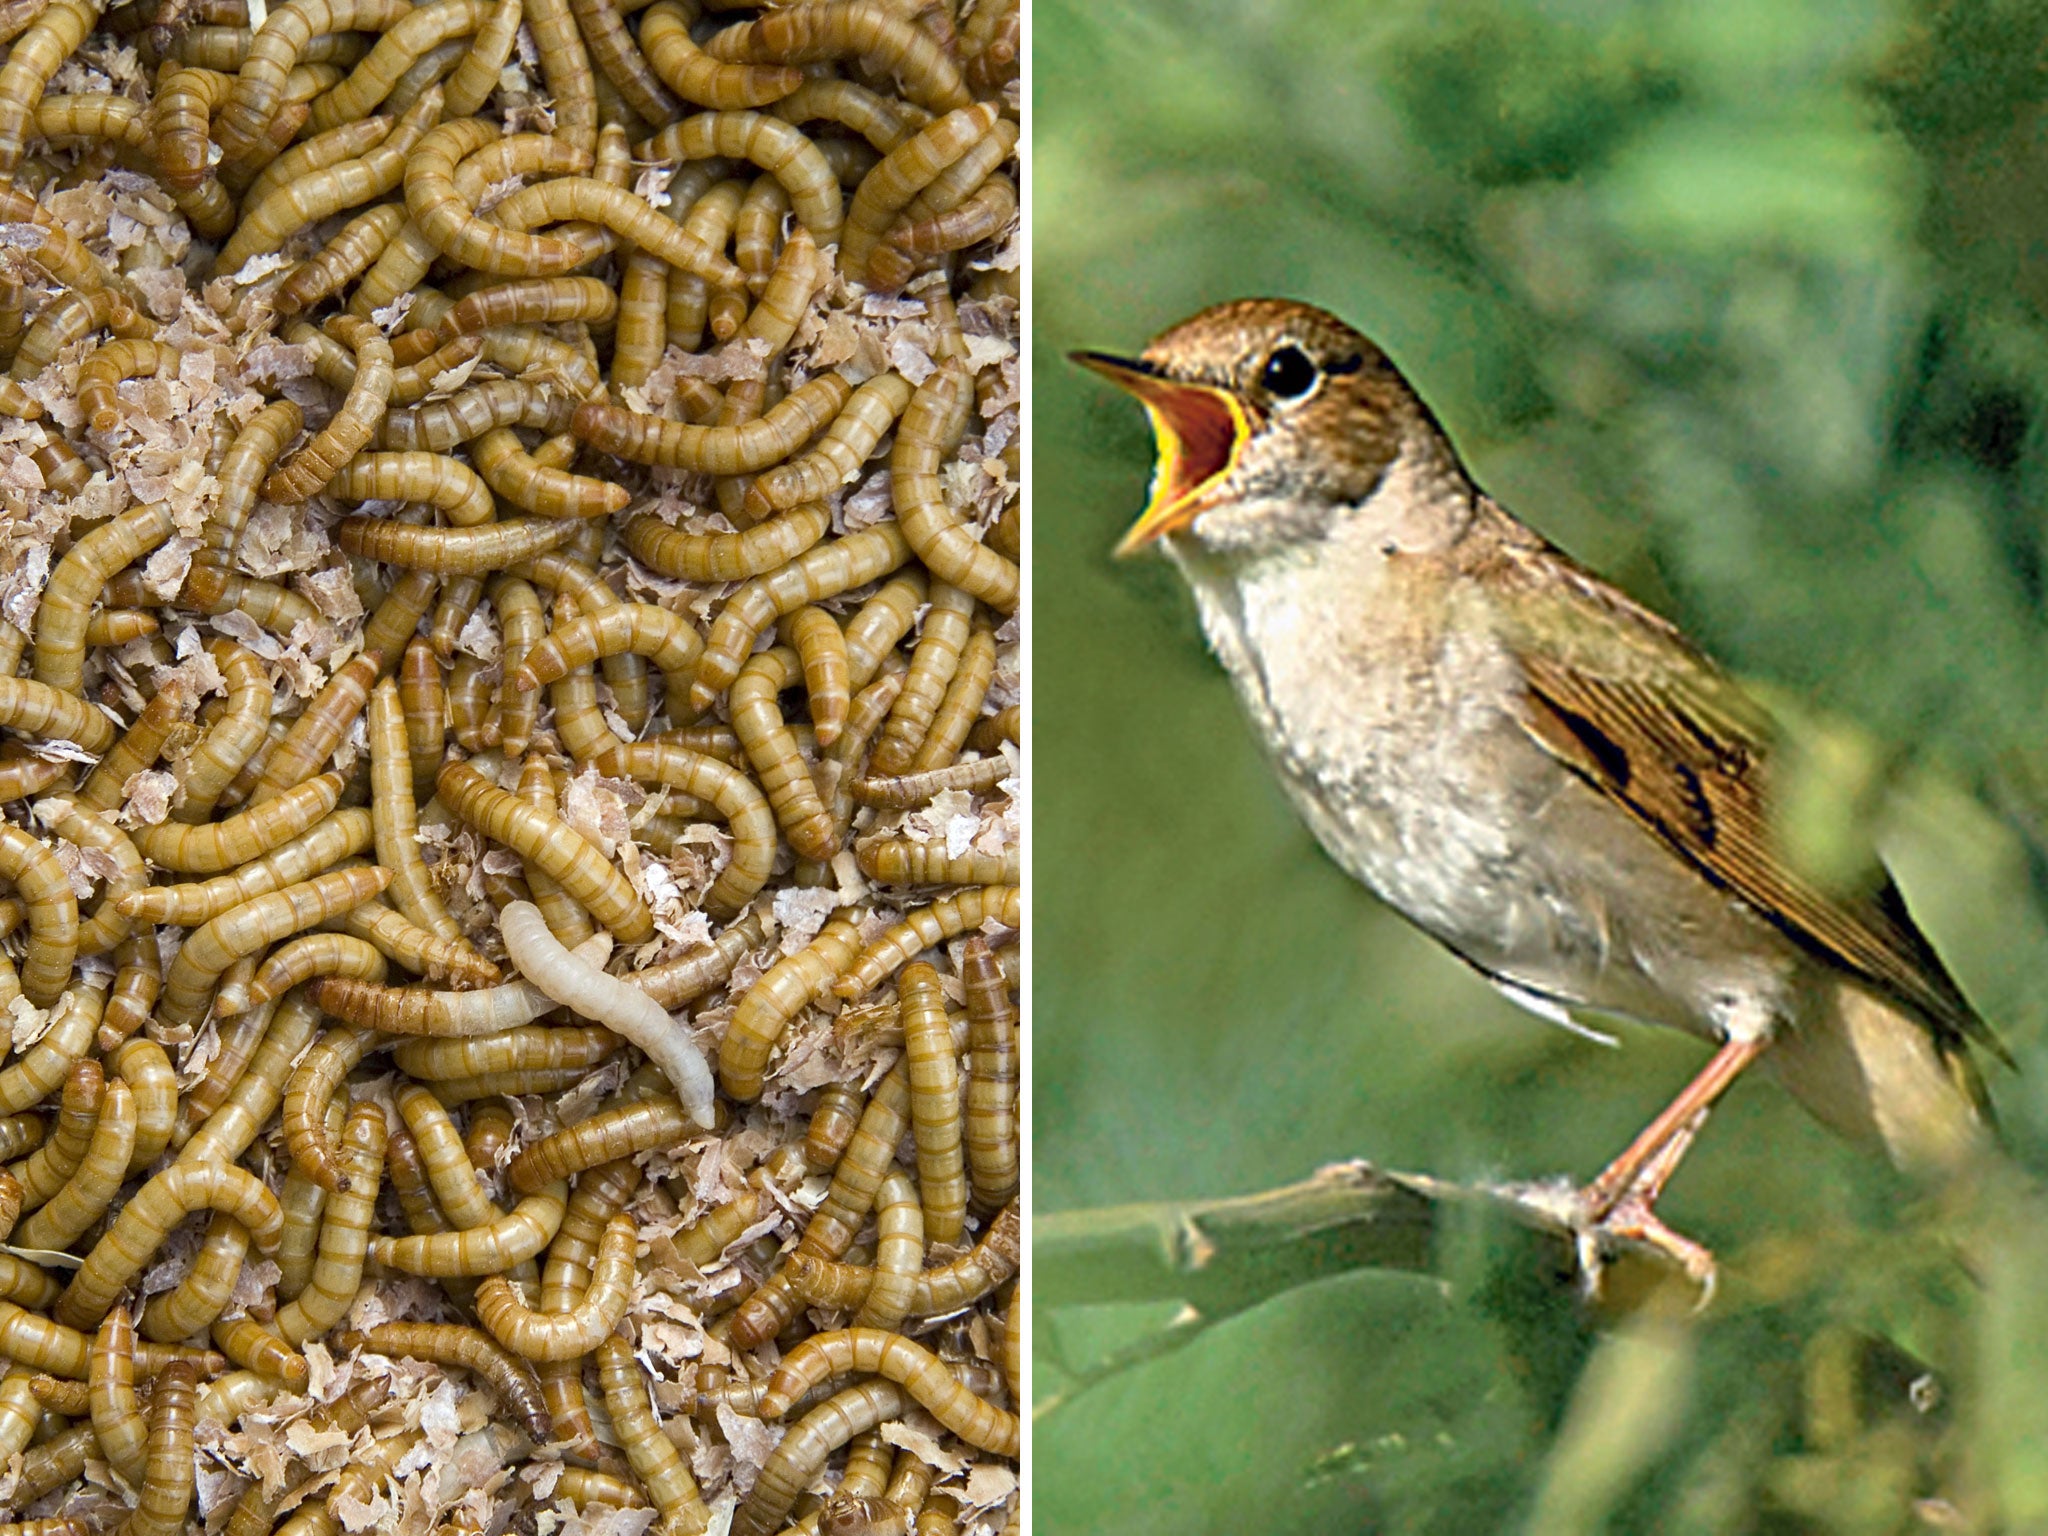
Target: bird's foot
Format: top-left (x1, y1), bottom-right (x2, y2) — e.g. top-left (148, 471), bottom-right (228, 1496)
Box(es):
top-left (1571, 1187), bottom-right (1718, 1310)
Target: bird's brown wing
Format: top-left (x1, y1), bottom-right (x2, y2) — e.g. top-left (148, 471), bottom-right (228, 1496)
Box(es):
top-left (1468, 512), bottom-right (2000, 1067)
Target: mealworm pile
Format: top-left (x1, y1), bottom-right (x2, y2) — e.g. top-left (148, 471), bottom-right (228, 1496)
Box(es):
top-left (0, 0), bottom-right (1020, 1527)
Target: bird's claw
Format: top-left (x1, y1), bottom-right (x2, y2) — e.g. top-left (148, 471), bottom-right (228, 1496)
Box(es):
top-left (1571, 1186), bottom-right (1718, 1311)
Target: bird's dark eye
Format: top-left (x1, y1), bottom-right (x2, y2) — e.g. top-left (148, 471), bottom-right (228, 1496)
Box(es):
top-left (1260, 344), bottom-right (1319, 400)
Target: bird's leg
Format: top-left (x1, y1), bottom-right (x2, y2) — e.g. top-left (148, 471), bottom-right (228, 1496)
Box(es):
top-left (1573, 1035), bottom-right (1769, 1294)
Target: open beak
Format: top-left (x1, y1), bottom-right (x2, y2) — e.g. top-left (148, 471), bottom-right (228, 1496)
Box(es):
top-left (1072, 351), bottom-right (1252, 556)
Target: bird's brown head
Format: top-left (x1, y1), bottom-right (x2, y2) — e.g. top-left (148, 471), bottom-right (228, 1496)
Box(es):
top-left (1074, 299), bottom-right (1431, 556)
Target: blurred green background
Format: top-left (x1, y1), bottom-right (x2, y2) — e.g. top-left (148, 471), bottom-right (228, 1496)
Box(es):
top-left (1033, 1), bottom-right (2048, 1531)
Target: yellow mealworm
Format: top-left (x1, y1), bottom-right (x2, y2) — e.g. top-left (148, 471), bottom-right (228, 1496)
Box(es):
top-left (10, 1422), bottom-right (94, 1503)
top-left (369, 677), bottom-right (466, 947)
top-left (636, 108), bottom-right (842, 243)
top-left (328, 449), bottom-right (497, 527)
top-left (155, 868), bottom-right (387, 1036)
top-left (436, 275), bottom-right (618, 339)
top-left (340, 515), bottom-right (582, 574)
top-left (232, 108), bottom-right (393, 230)
top-left (125, 1358), bottom-right (197, 1536)
top-left (853, 754), bottom-right (1012, 810)
top-left (380, 377), bottom-right (574, 452)
top-left (611, 249), bottom-right (667, 391)
top-left (727, 646), bottom-right (836, 860)
top-left (708, 0), bottom-right (966, 111)
top-left (869, 581), bottom-right (974, 774)
top-left (394, 1082), bottom-right (497, 1227)
top-left (899, 962), bottom-right (964, 1243)
top-left (790, 1200), bottom-right (1017, 1317)
top-left (746, 373), bottom-right (914, 519)
top-left (499, 900), bottom-right (714, 1120)
top-left (280, 1024), bottom-right (381, 1192)
top-left (840, 1430), bottom-right (892, 1500)
top-left (771, 77), bottom-right (919, 154)
top-left (805, 1082), bottom-right (864, 1172)
top-left (856, 839), bottom-right (1015, 888)
top-left (88, 1305), bottom-right (148, 1484)
top-left (81, 608), bottom-right (157, 645)
top-left (428, 572), bottom-right (481, 661)
top-left (506, 1096), bottom-right (695, 1193)
top-left (485, 581), bottom-right (545, 762)
top-left (438, 761), bottom-right (655, 941)
top-left (573, 371), bottom-right (850, 472)
top-left (0, 824), bottom-right (77, 1006)
top-left (448, 655), bottom-right (493, 752)
top-left (476, 1212), bottom-right (634, 1360)
top-left (804, 1058), bottom-right (908, 1260)
top-left (215, 0), bottom-right (410, 160)
top-left (0, 978), bottom-right (99, 1119)
top-left (890, 170), bottom-right (1015, 257)
top-left (732, 1380), bottom-right (909, 1536)
top-left (787, 604), bottom-right (853, 748)
top-left (821, 1494), bottom-right (910, 1536)
top-left (965, 706), bottom-right (1018, 754)
top-left (367, 1182), bottom-right (565, 1275)
top-left (513, 751), bottom-right (596, 945)
top-left (139, 1211), bottom-right (248, 1343)
top-left (57, 1162), bottom-right (285, 1329)
top-left (148, 64), bottom-right (229, 192)
top-left (756, 1329), bottom-right (1015, 1455)
top-left (178, 996), bottom-right (320, 1169)
top-left (547, 1467), bottom-right (652, 1510)
top-left (196, 1367), bottom-right (283, 1429)
top-left (637, 904), bottom-right (765, 1010)
top-left (306, 0), bottom-right (485, 130)
top-left (839, 103), bottom-right (999, 282)
top-left (212, 1313), bottom-right (310, 1385)
top-left (27, 436), bottom-right (90, 498)
top-left (622, 502), bottom-right (832, 585)
top-left (851, 1168), bottom-right (921, 1331)
top-left (1001, 1285), bottom-right (1019, 1399)
top-left (737, 223), bottom-right (826, 356)
top-left (835, 886), bottom-right (1018, 1000)
top-left (274, 201), bottom-right (408, 315)
top-left (264, 315), bottom-right (394, 502)
top-left (399, 637), bottom-right (448, 786)
top-left (344, 893), bottom-right (505, 986)
top-left (33, 502), bottom-right (174, 695)
top-left (595, 1333), bottom-right (711, 1535)
top-left (136, 772), bottom-right (348, 879)
top-left (464, 1097), bottom-right (515, 1171)
top-left (389, 1026), bottom-right (618, 1083)
top-left (176, 641), bottom-right (285, 824)
top-left (0, 677), bottom-right (116, 757)
top-left (118, 807), bottom-right (372, 930)
top-left (720, 914), bottom-right (861, 1101)
top-left (692, 521), bottom-right (911, 709)
top-left (0, 185), bottom-right (126, 296)
top-left (639, 0), bottom-right (798, 108)
top-left (249, 649), bottom-right (382, 803)
top-left (12, 1061), bottom-right (98, 1212)
top-left (909, 626), bottom-right (996, 773)
top-left (274, 1143), bottom-right (333, 1306)
top-left (273, 1098), bottom-right (385, 1344)
top-left (893, 362), bottom-right (1017, 611)
top-left (15, 1079), bottom-right (133, 1249)
top-left (0, 1115), bottom-right (43, 1164)
top-left (0, 1296), bottom-right (89, 1377)
top-left (959, 938), bottom-right (1019, 1210)
top-left (182, 402), bottom-right (302, 611)
top-left (0, 0), bottom-right (93, 171)
top-left (837, 573), bottom-right (927, 694)
top-left (594, 742), bottom-right (775, 918)
top-left (106, 1038), bottom-right (173, 1175)
top-left (362, 566), bottom-right (440, 672)
top-left (663, 175), bottom-right (746, 349)
top-left (34, 799), bottom-right (140, 957)
top-left (514, 603), bottom-right (703, 726)
top-left (442, 0), bottom-right (518, 113)
top-left (27, 1371), bottom-right (86, 1416)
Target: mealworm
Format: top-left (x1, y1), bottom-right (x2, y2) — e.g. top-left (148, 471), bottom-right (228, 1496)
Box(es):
top-left (394, 1082), bottom-right (496, 1227)
top-left (756, 1329), bottom-right (1014, 1454)
top-left (27, 435), bottom-right (91, 498)
top-left (719, 914), bottom-right (861, 1101)
top-left (890, 169), bottom-right (1015, 258)
top-left (175, 641), bottom-right (281, 824)
top-left (892, 363), bottom-right (1016, 611)
top-left (869, 581), bottom-right (974, 775)
top-left (909, 626), bottom-right (996, 774)
top-left (506, 1096), bottom-right (696, 1193)
top-left (138, 1211), bottom-right (248, 1344)
top-left (954, 938), bottom-right (1022, 1214)
top-left (88, 1305), bottom-right (148, 1484)
top-left (343, 892), bottom-right (506, 985)
top-left (822, 1494), bottom-right (910, 1536)
top-left (460, 1100), bottom-right (514, 1173)
top-left (10, 1422), bottom-right (93, 1503)
top-left (379, 376), bottom-right (575, 452)
top-left (398, 637), bottom-right (448, 787)
top-left (448, 655), bottom-right (493, 752)
top-left (709, 0), bottom-right (967, 110)
top-left (834, 886), bottom-right (1018, 1001)
top-left (126, 1358), bottom-right (197, 1536)
top-left (476, 1212), bottom-right (633, 1361)
top-left (12, 1062), bottom-right (99, 1215)
top-left (513, 604), bottom-right (703, 727)
top-left (770, 77), bottom-right (919, 154)
top-left (595, 1333), bottom-right (710, 1534)
top-left (637, 904), bottom-right (766, 1010)
top-left (212, 1312), bottom-right (311, 1386)
top-left (791, 1199), bottom-right (1017, 1318)
top-left (362, 567), bottom-right (440, 674)
top-left (965, 705), bottom-right (1019, 754)
top-left (0, 677), bottom-right (116, 757)
top-left (512, 752), bottom-right (597, 944)
top-left (731, 1380), bottom-right (909, 1536)
top-left (442, 0), bottom-right (518, 114)
top-left (15, 1079), bottom-right (133, 1250)
top-left (8, 285), bottom-right (147, 382)
top-left (232, 109), bottom-right (393, 231)
top-left (340, 515), bottom-right (583, 574)
top-left (196, 1367), bottom-right (282, 1430)
top-left (639, 0), bottom-right (798, 108)
top-left (610, 249), bottom-right (667, 391)
top-left (274, 202), bottom-right (408, 315)
top-left (746, 373), bottom-right (914, 520)
top-left (853, 754), bottom-right (1012, 811)
top-left (80, 608), bottom-right (157, 646)
top-left (855, 838), bottom-right (1016, 888)
top-left (148, 63), bottom-right (228, 193)
top-left (500, 900), bottom-right (713, 1122)
top-left (636, 108), bottom-right (842, 243)
top-left (279, 1024), bottom-right (380, 1192)
top-left (594, 742), bottom-right (775, 918)
top-left (832, 575), bottom-right (924, 696)
top-left (574, 371), bottom-right (849, 472)
top-left (622, 502), bottom-right (832, 584)
top-left (436, 275), bottom-right (618, 341)
top-left (263, 315), bottom-right (394, 501)
top-left (215, 0), bottom-right (411, 162)
top-left (0, 1115), bottom-right (43, 1165)
top-left (179, 403), bottom-right (301, 609)
top-left (273, 1098), bottom-right (386, 1344)
top-left (177, 995), bottom-right (320, 1170)
top-left (0, 185), bottom-right (126, 295)
top-left (692, 521), bottom-right (910, 709)
top-left (238, 932), bottom-right (383, 1007)
top-left (306, 0), bottom-right (485, 130)
top-left (662, 175), bottom-right (746, 349)
top-left (354, 1003), bottom-right (601, 1067)
top-left (368, 1182), bottom-right (565, 1275)
top-left (899, 962), bottom-right (964, 1243)
top-left (136, 774), bottom-right (349, 884)
top-left (27, 1370), bottom-right (86, 1417)
top-left (547, 1467), bottom-right (651, 1510)
top-left (783, 604), bottom-right (854, 749)
top-left (368, 677), bottom-right (466, 951)
top-left (33, 799), bottom-right (141, 958)
top-left (804, 1082), bottom-right (864, 1172)
top-left (248, 649), bottom-right (382, 804)
top-left (57, 1162), bottom-right (285, 1329)
top-left (726, 646), bottom-right (836, 860)
top-left (839, 103), bottom-right (999, 281)
top-left (338, 1322), bottom-right (553, 1440)
top-left (0, 1297), bottom-right (89, 1377)
top-left (851, 1168), bottom-right (921, 1331)
top-left (0, 0), bottom-right (95, 173)
top-left (0, 825), bottom-right (77, 1007)
top-left (438, 762), bottom-right (654, 941)
top-left (805, 1058), bottom-right (908, 1260)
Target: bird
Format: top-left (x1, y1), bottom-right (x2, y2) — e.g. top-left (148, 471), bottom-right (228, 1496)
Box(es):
top-left (1073, 297), bottom-right (2004, 1291)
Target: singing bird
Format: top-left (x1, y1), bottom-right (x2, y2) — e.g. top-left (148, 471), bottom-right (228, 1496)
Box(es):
top-left (1075, 298), bottom-right (2003, 1287)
